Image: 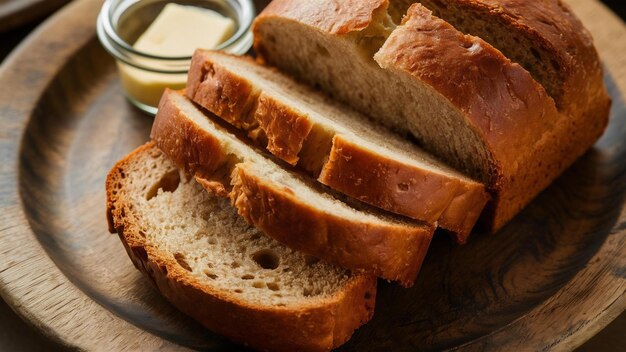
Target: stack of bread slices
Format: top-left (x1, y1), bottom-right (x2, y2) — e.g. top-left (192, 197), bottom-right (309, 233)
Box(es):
top-left (106, 1), bottom-right (610, 351)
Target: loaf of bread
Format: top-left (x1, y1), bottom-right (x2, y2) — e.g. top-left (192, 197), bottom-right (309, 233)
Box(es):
top-left (106, 143), bottom-right (376, 352)
top-left (151, 89), bottom-right (435, 286)
top-left (253, 0), bottom-right (610, 231)
top-left (186, 50), bottom-right (488, 242)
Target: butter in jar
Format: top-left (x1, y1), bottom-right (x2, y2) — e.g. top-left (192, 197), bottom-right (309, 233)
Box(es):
top-left (97, 0), bottom-right (255, 115)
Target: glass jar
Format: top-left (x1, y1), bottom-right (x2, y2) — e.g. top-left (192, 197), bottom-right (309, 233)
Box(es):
top-left (97, 0), bottom-right (255, 115)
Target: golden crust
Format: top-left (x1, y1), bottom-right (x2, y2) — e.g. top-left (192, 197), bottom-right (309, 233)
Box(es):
top-left (186, 50), bottom-right (258, 130)
top-left (105, 142), bottom-right (377, 352)
top-left (257, 0), bottom-right (388, 36)
top-left (151, 90), bottom-right (435, 286)
top-left (255, 92), bottom-right (315, 165)
top-left (187, 50), bottom-right (488, 242)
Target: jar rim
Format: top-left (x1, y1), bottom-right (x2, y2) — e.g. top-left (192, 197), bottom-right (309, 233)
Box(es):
top-left (97, 0), bottom-right (255, 63)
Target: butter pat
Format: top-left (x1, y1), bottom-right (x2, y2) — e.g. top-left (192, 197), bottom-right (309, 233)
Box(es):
top-left (119, 3), bottom-right (236, 109)
top-left (134, 3), bottom-right (235, 57)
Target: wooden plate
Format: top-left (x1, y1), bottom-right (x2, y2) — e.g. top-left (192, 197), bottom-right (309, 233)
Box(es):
top-left (0, 0), bottom-right (70, 33)
top-left (0, 0), bottom-right (624, 350)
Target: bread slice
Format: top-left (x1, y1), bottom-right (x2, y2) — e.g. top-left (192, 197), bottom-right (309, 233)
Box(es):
top-left (253, 1), bottom-right (608, 231)
top-left (106, 142), bottom-right (377, 352)
top-left (150, 89), bottom-right (434, 286)
top-left (186, 50), bottom-right (488, 242)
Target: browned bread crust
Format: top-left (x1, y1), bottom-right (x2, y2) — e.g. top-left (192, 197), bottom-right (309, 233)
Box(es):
top-left (258, 0), bottom-right (388, 35)
top-left (151, 90), bottom-right (434, 286)
top-left (106, 143), bottom-right (377, 352)
top-left (186, 50), bottom-right (488, 243)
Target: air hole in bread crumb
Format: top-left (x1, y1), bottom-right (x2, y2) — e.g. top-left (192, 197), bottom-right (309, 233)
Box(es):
top-left (241, 274), bottom-right (255, 280)
top-left (208, 238), bottom-right (217, 245)
top-left (253, 281), bottom-right (266, 289)
top-left (267, 283), bottom-right (280, 291)
top-left (252, 249), bottom-right (280, 270)
top-left (174, 253), bottom-right (192, 272)
top-left (146, 170), bottom-right (180, 200)
top-left (303, 288), bottom-right (313, 297)
top-left (203, 270), bottom-right (218, 280)
top-left (231, 261), bottom-right (241, 269)
top-left (234, 289), bottom-right (243, 293)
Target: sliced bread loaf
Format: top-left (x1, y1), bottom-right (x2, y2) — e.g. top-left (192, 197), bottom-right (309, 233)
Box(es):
top-left (151, 89), bottom-right (434, 286)
top-left (106, 142), bottom-right (376, 352)
top-left (186, 50), bottom-right (488, 243)
top-left (253, 1), bottom-right (608, 231)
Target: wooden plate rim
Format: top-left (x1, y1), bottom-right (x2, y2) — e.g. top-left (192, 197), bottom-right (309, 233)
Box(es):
top-left (0, 0), bottom-right (624, 350)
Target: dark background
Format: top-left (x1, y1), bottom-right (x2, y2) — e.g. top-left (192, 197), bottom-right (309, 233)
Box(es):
top-left (604, 0), bottom-right (626, 16)
top-left (0, 1), bottom-right (624, 351)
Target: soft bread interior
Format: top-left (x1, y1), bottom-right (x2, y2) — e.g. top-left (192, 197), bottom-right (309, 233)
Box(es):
top-left (110, 145), bottom-right (358, 305)
top-left (254, 6), bottom-right (493, 182)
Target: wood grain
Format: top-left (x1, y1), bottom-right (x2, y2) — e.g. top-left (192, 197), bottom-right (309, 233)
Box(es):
top-left (0, 0), bottom-right (624, 351)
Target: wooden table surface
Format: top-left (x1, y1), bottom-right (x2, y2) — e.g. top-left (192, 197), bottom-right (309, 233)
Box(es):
top-left (0, 1), bottom-right (624, 351)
